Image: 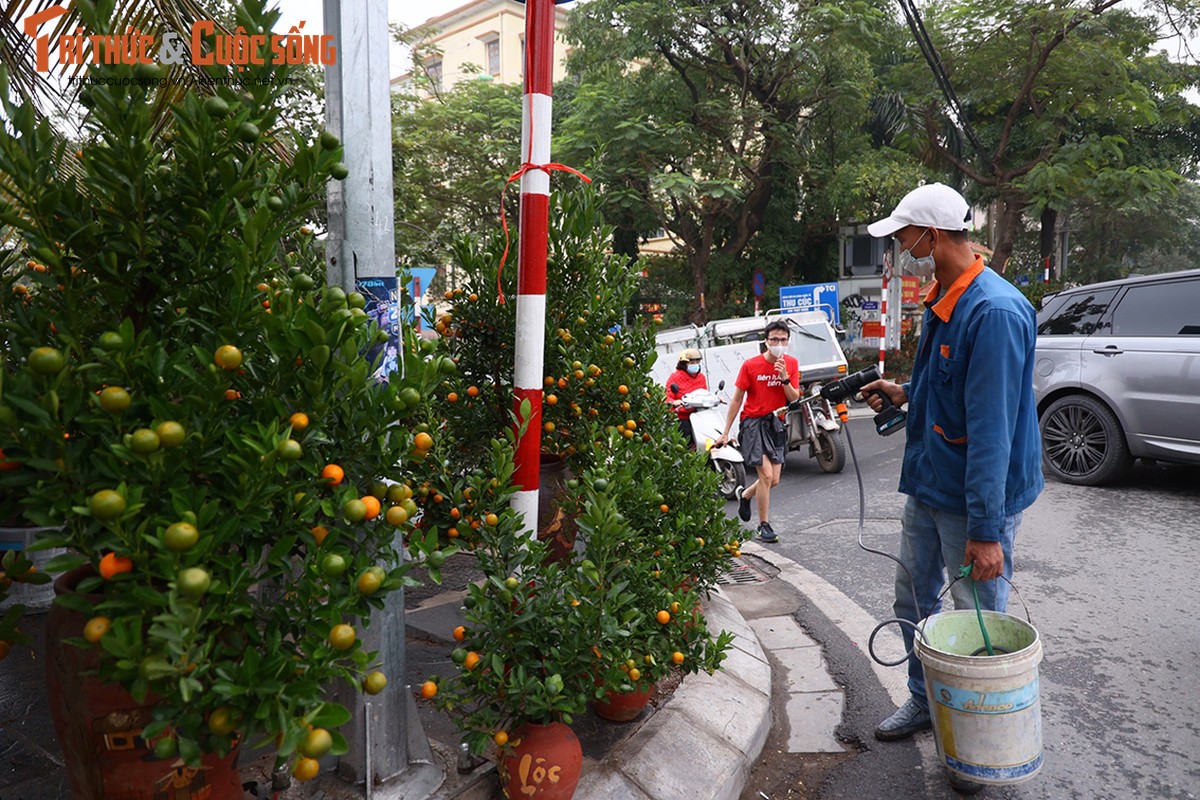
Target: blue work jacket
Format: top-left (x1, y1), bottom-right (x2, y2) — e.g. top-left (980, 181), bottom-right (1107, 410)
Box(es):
top-left (898, 257), bottom-right (1044, 541)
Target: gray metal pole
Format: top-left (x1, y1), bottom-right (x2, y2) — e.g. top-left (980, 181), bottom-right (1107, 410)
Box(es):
top-left (322, 1), bottom-right (435, 791)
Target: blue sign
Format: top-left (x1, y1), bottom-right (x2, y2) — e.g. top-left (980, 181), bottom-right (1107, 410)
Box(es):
top-left (861, 301), bottom-right (879, 311)
top-left (779, 282), bottom-right (840, 323)
top-left (751, 270), bottom-right (765, 298)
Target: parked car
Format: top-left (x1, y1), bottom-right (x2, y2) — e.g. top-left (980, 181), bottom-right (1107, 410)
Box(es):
top-left (1033, 269), bottom-right (1200, 485)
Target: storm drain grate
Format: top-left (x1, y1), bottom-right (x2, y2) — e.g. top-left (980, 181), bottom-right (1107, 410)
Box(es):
top-left (718, 558), bottom-right (772, 586)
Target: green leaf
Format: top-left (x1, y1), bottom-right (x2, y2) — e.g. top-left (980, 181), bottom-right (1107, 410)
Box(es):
top-left (309, 703), bottom-right (352, 728)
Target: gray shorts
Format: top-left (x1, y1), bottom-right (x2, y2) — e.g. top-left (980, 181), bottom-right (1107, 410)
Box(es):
top-left (740, 414), bottom-right (787, 466)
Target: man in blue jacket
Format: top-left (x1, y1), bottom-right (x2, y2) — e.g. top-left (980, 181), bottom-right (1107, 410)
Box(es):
top-left (861, 184), bottom-right (1044, 763)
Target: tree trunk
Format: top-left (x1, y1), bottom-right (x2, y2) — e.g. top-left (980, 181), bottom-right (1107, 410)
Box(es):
top-left (1039, 206), bottom-right (1058, 280)
top-left (689, 248), bottom-right (709, 325)
top-left (991, 192), bottom-right (1025, 274)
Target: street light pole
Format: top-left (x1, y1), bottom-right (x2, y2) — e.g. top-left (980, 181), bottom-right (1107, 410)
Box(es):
top-left (323, 2), bottom-right (438, 795)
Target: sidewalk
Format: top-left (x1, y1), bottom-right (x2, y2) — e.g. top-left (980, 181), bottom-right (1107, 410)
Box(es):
top-left (0, 546), bottom-right (845, 800)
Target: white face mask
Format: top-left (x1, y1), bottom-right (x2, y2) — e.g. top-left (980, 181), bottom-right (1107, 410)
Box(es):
top-left (767, 345), bottom-right (788, 358)
top-left (898, 228), bottom-right (936, 281)
top-left (686, 364), bottom-right (701, 376)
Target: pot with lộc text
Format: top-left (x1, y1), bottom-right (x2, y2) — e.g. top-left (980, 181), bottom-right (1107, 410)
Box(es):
top-left (498, 721), bottom-right (582, 799)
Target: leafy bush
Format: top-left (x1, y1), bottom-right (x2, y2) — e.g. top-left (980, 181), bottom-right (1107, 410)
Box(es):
top-left (0, 1), bottom-right (444, 776)
top-left (412, 188), bottom-right (740, 752)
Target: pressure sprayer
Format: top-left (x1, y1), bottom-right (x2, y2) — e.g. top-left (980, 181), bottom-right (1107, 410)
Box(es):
top-left (821, 367), bottom-right (1045, 787)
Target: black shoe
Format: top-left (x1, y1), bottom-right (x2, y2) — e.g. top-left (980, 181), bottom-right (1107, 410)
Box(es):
top-left (874, 697), bottom-right (931, 741)
top-left (947, 772), bottom-right (986, 795)
top-left (757, 522), bottom-right (778, 543)
top-left (736, 486), bottom-right (751, 522)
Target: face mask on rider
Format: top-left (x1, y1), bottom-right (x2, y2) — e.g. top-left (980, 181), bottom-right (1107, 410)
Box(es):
top-left (898, 228), bottom-right (936, 281)
top-left (767, 345), bottom-right (788, 358)
top-left (686, 364), bottom-right (701, 376)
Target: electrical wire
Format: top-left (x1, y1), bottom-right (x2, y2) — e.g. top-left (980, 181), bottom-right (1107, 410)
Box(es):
top-left (896, 0), bottom-right (995, 173)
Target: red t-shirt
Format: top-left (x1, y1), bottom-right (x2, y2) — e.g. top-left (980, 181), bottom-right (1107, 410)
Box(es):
top-left (735, 354), bottom-right (800, 419)
top-left (665, 369), bottom-right (708, 418)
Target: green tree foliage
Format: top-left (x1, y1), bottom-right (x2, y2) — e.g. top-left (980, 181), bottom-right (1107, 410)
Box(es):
top-left (393, 79), bottom-right (524, 287)
top-left (879, 0), bottom-right (1200, 274)
top-left (559, 0), bottom-right (906, 323)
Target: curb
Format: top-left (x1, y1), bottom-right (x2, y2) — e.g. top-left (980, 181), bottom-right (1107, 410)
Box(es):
top-left (573, 588), bottom-right (772, 800)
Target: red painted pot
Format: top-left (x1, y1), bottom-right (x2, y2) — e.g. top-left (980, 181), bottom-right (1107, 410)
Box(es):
top-left (45, 566), bottom-right (243, 800)
top-left (499, 721), bottom-right (582, 799)
top-left (592, 683), bottom-right (654, 723)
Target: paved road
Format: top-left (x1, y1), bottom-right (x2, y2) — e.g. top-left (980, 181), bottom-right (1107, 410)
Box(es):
top-left (741, 417), bottom-right (1200, 800)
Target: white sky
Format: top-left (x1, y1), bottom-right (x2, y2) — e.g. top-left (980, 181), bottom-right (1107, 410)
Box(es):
top-left (273, 0), bottom-right (467, 77)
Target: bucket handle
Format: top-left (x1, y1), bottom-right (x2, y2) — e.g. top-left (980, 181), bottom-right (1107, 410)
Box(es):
top-left (868, 573), bottom-right (1033, 667)
top-left (920, 571), bottom-right (1033, 657)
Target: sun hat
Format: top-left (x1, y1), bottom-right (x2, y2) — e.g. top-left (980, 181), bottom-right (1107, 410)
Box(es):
top-left (867, 183), bottom-right (973, 238)
top-left (680, 348), bottom-right (701, 362)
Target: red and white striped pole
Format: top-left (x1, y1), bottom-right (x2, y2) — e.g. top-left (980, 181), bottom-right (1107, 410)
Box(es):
top-left (879, 251), bottom-right (891, 376)
top-left (511, 0), bottom-right (556, 535)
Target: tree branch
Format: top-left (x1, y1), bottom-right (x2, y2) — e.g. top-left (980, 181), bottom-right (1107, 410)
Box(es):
top-left (996, 0), bottom-right (1123, 162)
top-left (923, 107), bottom-right (994, 185)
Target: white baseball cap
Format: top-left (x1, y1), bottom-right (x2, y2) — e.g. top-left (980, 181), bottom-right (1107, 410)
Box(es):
top-left (867, 182), bottom-right (973, 238)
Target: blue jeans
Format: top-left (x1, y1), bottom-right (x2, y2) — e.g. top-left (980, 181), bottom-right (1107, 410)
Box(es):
top-left (893, 496), bottom-right (1021, 706)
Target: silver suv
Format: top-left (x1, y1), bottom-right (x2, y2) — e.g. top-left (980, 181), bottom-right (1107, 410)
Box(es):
top-left (1033, 269), bottom-right (1200, 485)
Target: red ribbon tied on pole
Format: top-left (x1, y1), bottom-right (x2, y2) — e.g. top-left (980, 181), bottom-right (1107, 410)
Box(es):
top-left (495, 161), bottom-right (591, 304)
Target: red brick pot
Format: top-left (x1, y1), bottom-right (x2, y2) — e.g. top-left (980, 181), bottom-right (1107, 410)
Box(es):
top-left (499, 720), bottom-right (582, 799)
top-left (592, 683), bottom-right (654, 723)
top-left (45, 566), bottom-right (243, 800)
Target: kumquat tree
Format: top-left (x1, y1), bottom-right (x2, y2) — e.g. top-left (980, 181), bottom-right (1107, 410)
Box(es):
top-left (0, 0), bottom-right (446, 783)
top-left (407, 189), bottom-right (742, 753)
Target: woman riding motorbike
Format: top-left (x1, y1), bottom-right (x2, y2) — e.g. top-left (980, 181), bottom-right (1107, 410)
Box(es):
top-left (665, 348), bottom-right (707, 445)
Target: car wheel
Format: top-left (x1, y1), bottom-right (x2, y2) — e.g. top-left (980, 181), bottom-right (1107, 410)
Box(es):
top-left (1040, 395), bottom-right (1132, 486)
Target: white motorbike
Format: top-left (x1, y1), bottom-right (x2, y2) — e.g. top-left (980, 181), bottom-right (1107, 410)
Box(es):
top-left (672, 382), bottom-right (747, 499)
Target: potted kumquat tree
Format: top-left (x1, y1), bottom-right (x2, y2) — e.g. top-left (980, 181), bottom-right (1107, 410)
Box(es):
top-left (0, 1), bottom-right (445, 794)
top-left (412, 189), bottom-right (741, 797)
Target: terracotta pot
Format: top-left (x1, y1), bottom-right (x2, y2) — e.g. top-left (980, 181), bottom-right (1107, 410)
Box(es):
top-left (45, 566), bottom-right (243, 800)
top-left (592, 683), bottom-right (654, 723)
top-left (498, 720), bottom-right (582, 799)
top-left (536, 453), bottom-right (578, 563)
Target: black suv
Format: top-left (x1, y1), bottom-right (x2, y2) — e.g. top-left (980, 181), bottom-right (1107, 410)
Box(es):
top-left (1033, 269), bottom-right (1200, 485)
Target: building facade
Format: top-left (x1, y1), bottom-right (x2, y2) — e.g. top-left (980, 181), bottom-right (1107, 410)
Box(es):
top-left (394, 0), bottom-right (571, 96)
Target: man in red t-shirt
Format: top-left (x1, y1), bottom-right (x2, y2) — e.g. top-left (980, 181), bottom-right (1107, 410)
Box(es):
top-left (713, 320), bottom-right (800, 543)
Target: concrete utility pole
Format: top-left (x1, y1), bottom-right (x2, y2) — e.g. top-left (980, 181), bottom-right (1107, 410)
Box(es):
top-left (323, 2), bottom-right (439, 796)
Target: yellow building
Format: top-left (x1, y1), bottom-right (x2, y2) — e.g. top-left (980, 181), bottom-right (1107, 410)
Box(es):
top-left (394, 0), bottom-right (571, 95)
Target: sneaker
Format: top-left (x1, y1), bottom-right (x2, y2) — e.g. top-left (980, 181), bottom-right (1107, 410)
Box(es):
top-left (874, 697), bottom-right (931, 741)
top-left (757, 522), bottom-right (778, 543)
top-left (736, 486), bottom-right (751, 522)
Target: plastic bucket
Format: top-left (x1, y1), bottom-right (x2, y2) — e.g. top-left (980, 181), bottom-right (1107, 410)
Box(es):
top-left (916, 609), bottom-right (1044, 785)
top-left (0, 526), bottom-right (65, 611)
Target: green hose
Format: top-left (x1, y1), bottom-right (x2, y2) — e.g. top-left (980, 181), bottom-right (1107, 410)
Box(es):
top-left (960, 564), bottom-right (995, 656)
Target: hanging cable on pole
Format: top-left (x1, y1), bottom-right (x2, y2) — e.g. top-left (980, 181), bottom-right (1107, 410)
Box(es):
top-left (896, 0), bottom-right (994, 174)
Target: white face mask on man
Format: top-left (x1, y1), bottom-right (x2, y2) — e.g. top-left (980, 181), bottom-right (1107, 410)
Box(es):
top-left (767, 345), bottom-right (788, 358)
top-left (898, 228), bottom-right (936, 281)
